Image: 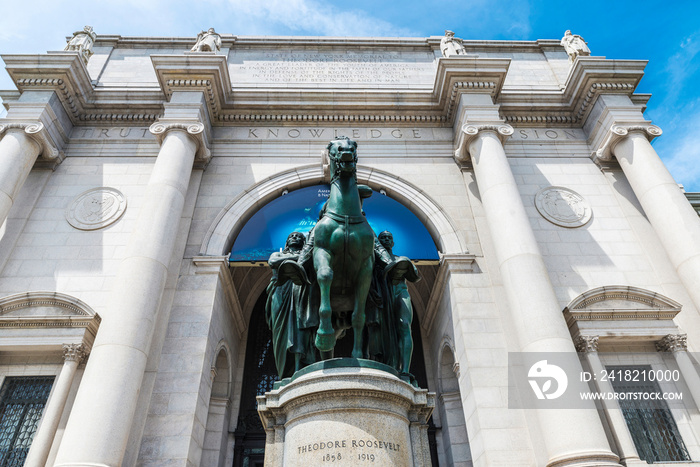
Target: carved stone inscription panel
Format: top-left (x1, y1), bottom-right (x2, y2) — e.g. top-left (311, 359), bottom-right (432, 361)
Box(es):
top-left (228, 50), bottom-right (436, 85)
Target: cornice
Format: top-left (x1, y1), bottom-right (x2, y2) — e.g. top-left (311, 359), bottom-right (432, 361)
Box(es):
top-left (1, 51), bottom-right (646, 127)
top-left (150, 54), bottom-right (234, 122)
top-left (2, 53), bottom-right (93, 122)
top-left (500, 58), bottom-right (646, 126)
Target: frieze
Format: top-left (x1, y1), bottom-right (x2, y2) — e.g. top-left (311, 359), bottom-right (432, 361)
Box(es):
top-left (216, 127), bottom-right (447, 141)
top-left (509, 128), bottom-right (585, 141)
top-left (229, 50), bottom-right (434, 85)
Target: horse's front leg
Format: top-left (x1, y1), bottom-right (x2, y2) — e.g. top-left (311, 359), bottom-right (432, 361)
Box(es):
top-left (314, 247), bottom-right (336, 353)
top-left (351, 259), bottom-right (373, 359)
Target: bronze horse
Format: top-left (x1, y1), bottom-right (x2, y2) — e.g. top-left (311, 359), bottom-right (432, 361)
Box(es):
top-left (311, 137), bottom-right (375, 358)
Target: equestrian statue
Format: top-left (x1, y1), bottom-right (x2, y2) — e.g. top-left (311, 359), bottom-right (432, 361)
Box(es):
top-left (267, 137), bottom-right (420, 380)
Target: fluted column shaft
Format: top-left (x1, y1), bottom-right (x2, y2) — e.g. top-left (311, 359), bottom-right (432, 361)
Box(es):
top-left (24, 344), bottom-right (86, 467)
top-left (612, 129), bottom-right (700, 316)
top-left (576, 337), bottom-right (642, 465)
top-left (55, 127), bottom-right (198, 467)
top-left (467, 126), bottom-right (620, 466)
top-left (0, 127), bottom-right (42, 224)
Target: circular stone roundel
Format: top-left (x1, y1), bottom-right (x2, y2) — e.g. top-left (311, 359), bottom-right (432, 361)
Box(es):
top-left (535, 186), bottom-right (592, 228)
top-left (66, 187), bottom-right (127, 230)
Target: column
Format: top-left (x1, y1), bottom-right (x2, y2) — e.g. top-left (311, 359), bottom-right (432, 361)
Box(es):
top-left (657, 334), bottom-right (700, 408)
top-left (0, 123), bottom-right (54, 225)
top-left (602, 125), bottom-right (700, 316)
top-left (575, 336), bottom-right (644, 466)
top-left (54, 121), bottom-right (208, 467)
top-left (464, 124), bottom-right (620, 466)
top-left (24, 344), bottom-right (87, 467)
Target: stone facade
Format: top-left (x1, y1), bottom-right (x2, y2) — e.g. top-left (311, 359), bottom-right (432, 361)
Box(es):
top-left (0, 30), bottom-right (700, 467)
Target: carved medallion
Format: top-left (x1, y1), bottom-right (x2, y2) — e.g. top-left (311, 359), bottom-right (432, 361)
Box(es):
top-left (66, 187), bottom-right (127, 230)
top-left (535, 186), bottom-right (591, 228)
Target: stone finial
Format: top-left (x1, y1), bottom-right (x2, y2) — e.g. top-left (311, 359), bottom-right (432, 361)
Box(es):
top-left (65, 25), bottom-right (96, 64)
top-left (574, 335), bottom-right (599, 353)
top-left (656, 334), bottom-right (688, 352)
top-left (440, 30), bottom-right (467, 58)
top-left (62, 343), bottom-right (88, 363)
top-left (191, 28), bottom-right (222, 53)
top-left (561, 30), bottom-right (590, 62)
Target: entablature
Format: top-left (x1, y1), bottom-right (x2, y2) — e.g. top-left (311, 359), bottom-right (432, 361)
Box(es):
top-left (0, 38), bottom-right (648, 129)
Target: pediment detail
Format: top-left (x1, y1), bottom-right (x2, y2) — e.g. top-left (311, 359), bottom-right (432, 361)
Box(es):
top-left (0, 291), bottom-right (98, 320)
top-left (563, 286), bottom-right (681, 323)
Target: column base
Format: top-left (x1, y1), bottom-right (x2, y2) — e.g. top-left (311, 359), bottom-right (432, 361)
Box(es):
top-left (547, 451), bottom-right (622, 467)
top-left (257, 358), bottom-right (435, 466)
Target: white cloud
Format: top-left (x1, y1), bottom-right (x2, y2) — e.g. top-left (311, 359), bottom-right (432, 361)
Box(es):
top-left (224, 0), bottom-right (417, 37)
top-left (655, 99), bottom-right (700, 191)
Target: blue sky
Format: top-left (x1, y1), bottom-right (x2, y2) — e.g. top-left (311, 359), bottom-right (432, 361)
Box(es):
top-left (1, 1), bottom-right (698, 190)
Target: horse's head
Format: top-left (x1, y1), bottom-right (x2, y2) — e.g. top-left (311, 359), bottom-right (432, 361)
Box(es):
top-left (327, 136), bottom-right (358, 180)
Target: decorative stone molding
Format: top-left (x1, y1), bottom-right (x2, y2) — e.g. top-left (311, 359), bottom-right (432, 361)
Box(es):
top-left (149, 121), bottom-right (211, 167)
top-left (65, 187), bottom-right (127, 231)
top-left (150, 53), bottom-right (232, 123)
top-left (219, 113), bottom-right (447, 124)
top-left (574, 83), bottom-right (636, 123)
top-left (454, 123), bottom-right (514, 165)
top-left (594, 124), bottom-right (663, 162)
top-left (192, 255), bottom-right (246, 337)
top-left (0, 121), bottom-right (64, 165)
top-left (656, 334), bottom-right (687, 352)
top-left (504, 114), bottom-right (576, 124)
top-left (62, 343), bottom-right (88, 363)
top-left (423, 254), bottom-right (476, 335)
top-left (3, 54), bottom-right (95, 125)
top-left (535, 186), bottom-right (592, 228)
top-left (445, 81), bottom-right (497, 122)
top-left (452, 362), bottom-right (461, 378)
top-left (0, 292), bottom-right (101, 352)
top-left (78, 113), bottom-right (160, 122)
top-left (563, 285), bottom-right (682, 325)
top-left (574, 335), bottom-right (599, 353)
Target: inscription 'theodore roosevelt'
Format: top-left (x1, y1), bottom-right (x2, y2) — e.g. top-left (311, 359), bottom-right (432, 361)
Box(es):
top-left (297, 438), bottom-right (401, 454)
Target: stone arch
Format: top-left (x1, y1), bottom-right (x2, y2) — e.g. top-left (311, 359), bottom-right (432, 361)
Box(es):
top-left (211, 340), bottom-right (231, 399)
top-left (199, 164), bottom-right (467, 257)
top-left (200, 340), bottom-right (232, 467)
top-left (436, 337), bottom-right (472, 467)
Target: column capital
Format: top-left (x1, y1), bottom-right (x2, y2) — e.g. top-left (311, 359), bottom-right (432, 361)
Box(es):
top-left (0, 121), bottom-right (64, 167)
top-left (149, 121), bottom-right (211, 168)
top-left (656, 334), bottom-right (687, 352)
top-left (574, 335), bottom-right (599, 353)
top-left (594, 123), bottom-right (662, 163)
top-left (62, 343), bottom-right (88, 363)
top-left (454, 123), bottom-right (514, 165)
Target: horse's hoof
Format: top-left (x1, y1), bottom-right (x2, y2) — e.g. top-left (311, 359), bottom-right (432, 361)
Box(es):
top-left (315, 332), bottom-right (336, 352)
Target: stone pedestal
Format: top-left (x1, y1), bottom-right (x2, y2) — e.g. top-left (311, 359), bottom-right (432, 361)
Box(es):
top-left (257, 359), bottom-right (435, 466)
